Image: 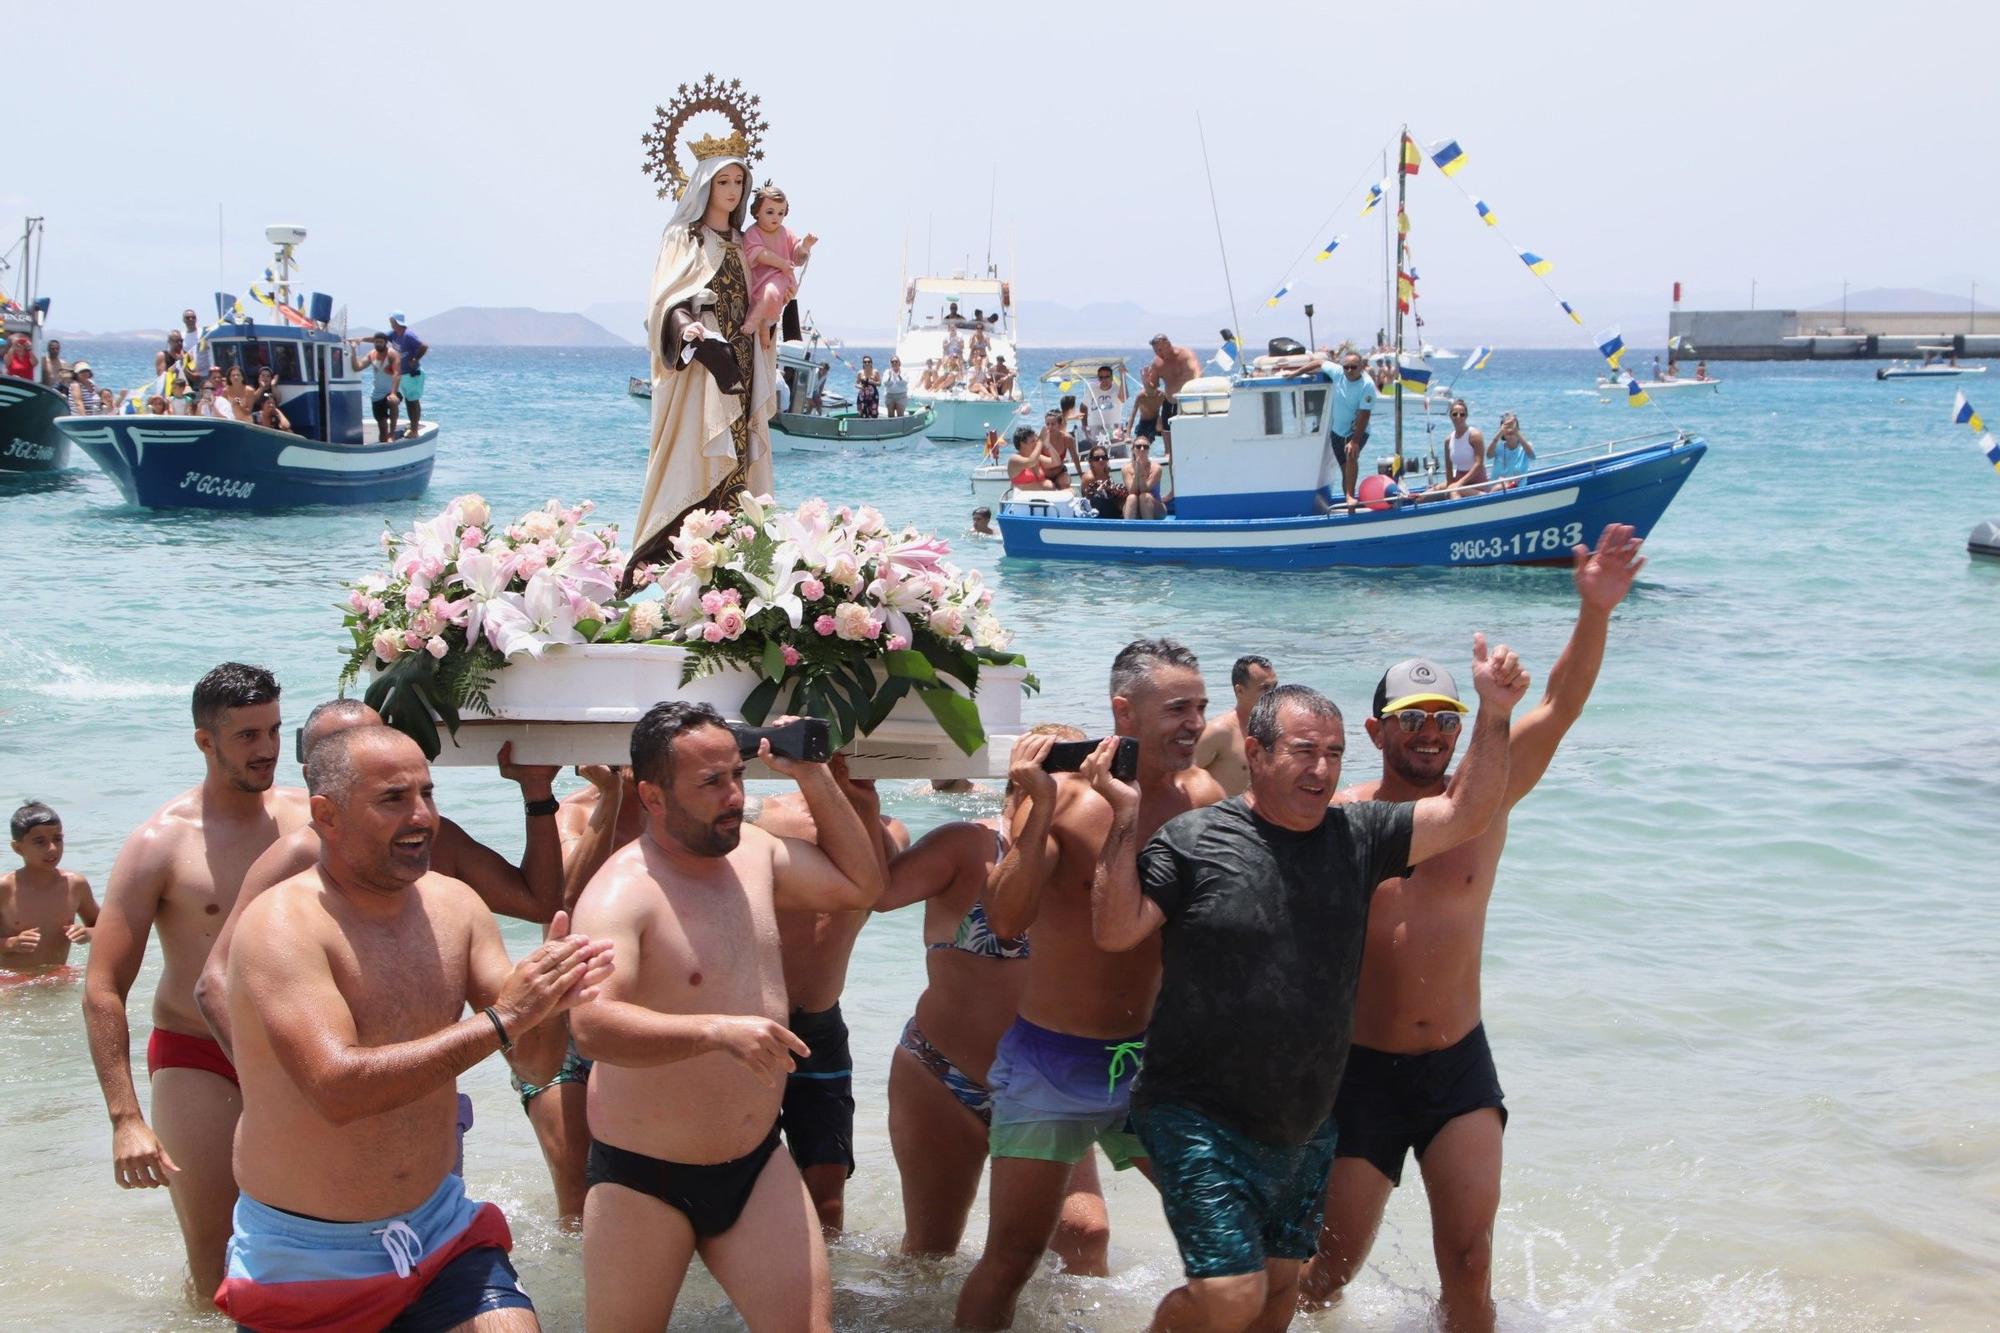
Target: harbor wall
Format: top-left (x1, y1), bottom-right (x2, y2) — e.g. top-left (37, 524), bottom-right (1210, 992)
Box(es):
top-left (1667, 309), bottom-right (2000, 361)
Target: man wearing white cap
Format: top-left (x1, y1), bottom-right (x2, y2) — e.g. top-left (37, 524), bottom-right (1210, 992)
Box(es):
top-left (386, 312), bottom-right (429, 438)
top-left (1302, 523), bottom-right (1648, 1331)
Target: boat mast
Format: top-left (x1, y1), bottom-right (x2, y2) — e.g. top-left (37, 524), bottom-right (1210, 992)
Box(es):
top-left (1195, 113), bottom-right (1244, 380)
top-left (1393, 125), bottom-right (1409, 471)
top-left (1380, 147), bottom-right (1392, 348)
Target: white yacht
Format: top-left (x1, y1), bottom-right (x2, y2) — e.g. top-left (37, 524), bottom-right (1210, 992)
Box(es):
top-left (895, 273), bottom-right (1026, 441)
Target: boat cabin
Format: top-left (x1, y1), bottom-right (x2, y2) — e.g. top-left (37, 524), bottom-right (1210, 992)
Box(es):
top-left (1165, 372), bottom-right (1340, 519)
top-left (205, 291), bottom-right (367, 444)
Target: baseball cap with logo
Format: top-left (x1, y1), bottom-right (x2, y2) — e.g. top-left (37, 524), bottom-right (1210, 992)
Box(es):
top-left (1372, 658), bottom-right (1467, 717)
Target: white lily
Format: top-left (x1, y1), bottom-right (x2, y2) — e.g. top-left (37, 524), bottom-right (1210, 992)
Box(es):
top-left (484, 572), bottom-right (584, 659)
top-left (736, 541), bottom-right (810, 629)
top-left (454, 549), bottom-right (513, 651)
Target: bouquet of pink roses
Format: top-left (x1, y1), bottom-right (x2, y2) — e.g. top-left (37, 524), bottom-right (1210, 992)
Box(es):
top-left (639, 492), bottom-right (1030, 754)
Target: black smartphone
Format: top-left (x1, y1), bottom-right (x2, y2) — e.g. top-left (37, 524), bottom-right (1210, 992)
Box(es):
top-left (1040, 736), bottom-right (1139, 782)
top-left (731, 717), bottom-right (833, 764)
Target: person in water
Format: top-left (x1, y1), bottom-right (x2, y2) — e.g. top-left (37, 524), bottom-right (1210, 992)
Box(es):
top-left (1, 802), bottom-right (98, 971)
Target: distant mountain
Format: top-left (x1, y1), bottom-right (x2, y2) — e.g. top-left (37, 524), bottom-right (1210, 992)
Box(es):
top-left (1803, 287), bottom-right (1996, 313)
top-left (403, 307), bottom-right (633, 347)
top-left (582, 301), bottom-right (649, 340)
top-left (46, 328), bottom-right (171, 343)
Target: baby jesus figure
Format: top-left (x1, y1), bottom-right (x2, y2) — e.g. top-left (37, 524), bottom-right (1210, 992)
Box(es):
top-left (741, 183), bottom-right (818, 349)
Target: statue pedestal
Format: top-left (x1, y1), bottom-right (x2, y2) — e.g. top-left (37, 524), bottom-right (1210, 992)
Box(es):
top-left (420, 643), bottom-right (1025, 779)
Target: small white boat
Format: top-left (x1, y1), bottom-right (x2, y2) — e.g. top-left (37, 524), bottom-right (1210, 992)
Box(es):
top-left (1970, 519), bottom-right (2000, 559)
top-left (1877, 363), bottom-right (1987, 380)
top-left (895, 272), bottom-right (1025, 441)
top-left (1596, 375), bottom-right (1722, 395)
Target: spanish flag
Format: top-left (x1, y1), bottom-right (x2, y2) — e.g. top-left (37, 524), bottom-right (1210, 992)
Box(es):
top-left (1265, 283), bottom-right (1291, 309)
top-left (1396, 271), bottom-right (1415, 314)
top-left (1596, 328), bottom-right (1626, 370)
top-left (1981, 433), bottom-right (2000, 472)
top-left (1474, 199), bottom-right (1498, 227)
top-left (1429, 140), bottom-right (1467, 176)
top-left (1519, 251), bottom-right (1553, 277)
top-left (1400, 135), bottom-right (1422, 175)
top-left (1315, 234), bottom-right (1348, 261)
top-left (1626, 377), bottom-right (1650, 409)
top-left (1953, 391), bottom-right (1984, 432)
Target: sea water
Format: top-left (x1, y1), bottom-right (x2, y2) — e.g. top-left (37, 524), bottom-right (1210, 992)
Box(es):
top-left (1, 344), bottom-right (1995, 1330)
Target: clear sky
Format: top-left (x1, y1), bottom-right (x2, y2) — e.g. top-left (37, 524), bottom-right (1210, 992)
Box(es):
top-left (11, 0), bottom-right (1997, 346)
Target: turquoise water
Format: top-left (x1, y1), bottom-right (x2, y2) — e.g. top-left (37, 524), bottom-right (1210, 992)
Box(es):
top-left (3, 343), bottom-right (1996, 1330)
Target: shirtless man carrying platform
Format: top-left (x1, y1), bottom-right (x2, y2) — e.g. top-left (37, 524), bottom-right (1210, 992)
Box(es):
top-left (195, 699), bottom-right (567, 1053)
top-left (1300, 526), bottom-right (1647, 1331)
top-left (955, 639), bottom-right (1225, 1330)
top-left (83, 663), bottom-right (310, 1304)
top-left (569, 703), bottom-right (887, 1332)
top-left (1195, 655), bottom-right (1278, 797)
top-left (217, 725), bottom-right (611, 1331)
top-left (757, 777), bottom-right (909, 1233)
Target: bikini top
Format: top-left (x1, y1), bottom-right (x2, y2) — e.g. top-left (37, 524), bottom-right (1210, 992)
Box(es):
top-left (928, 826), bottom-right (1031, 961)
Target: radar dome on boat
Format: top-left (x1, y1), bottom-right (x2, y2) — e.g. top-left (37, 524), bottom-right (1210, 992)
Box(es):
top-left (1267, 337), bottom-right (1306, 357)
top-left (265, 224), bottom-right (308, 246)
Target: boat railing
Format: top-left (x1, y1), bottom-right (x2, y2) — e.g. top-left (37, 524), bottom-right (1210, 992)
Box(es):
top-left (1521, 429), bottom-right (1690, 468)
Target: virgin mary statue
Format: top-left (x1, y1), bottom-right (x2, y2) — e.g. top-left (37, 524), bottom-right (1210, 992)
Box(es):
top-left (627, 142), bottom-right (776, 575)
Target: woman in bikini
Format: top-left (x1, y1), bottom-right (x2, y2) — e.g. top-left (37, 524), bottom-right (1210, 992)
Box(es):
top-left (875, 732), bottom-right (1111, 1271)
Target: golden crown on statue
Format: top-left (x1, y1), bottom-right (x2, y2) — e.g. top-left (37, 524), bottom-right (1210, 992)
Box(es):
top-left (642, 74), bottom-right (768, 201)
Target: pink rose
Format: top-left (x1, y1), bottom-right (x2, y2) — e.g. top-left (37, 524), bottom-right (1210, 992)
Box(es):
top-left (365, 597), bottom-right (387, 619)
top-left (721, 588), bottom-right (742, 606)
top-left (800, 577), bottom-right (825, 601)
top-left (702, 622), bottom-right (726, 643)
top-left (833, 603), bottom-right (874, 641)
top-left (814, 614), bottom-right (837, 636)
top-left (404, 583), bottom-right (430, 610)
top-left (733, 524), bottom-right (757, 544)
top-left (403, 630), bottom-right (425, 650)
top-left (515, 546), bottom-right (548, 579)
top-left (715, 608), bottom-right (747, 640)
top-left (864, 619), bottom-right (883, 640)
top-left (781, 645), bottom-right (801, 666)
top-left (460, 526), bottom-right (485, 547)
top-left (701, 590), bottom-right (728, 615)
top-left (886, 634), bottom-right (909, 652)
top-left (426, 636), bottom-right (448, 659)
top-left (372, 631), bottom-right (402, 662)
top-left (348, 589), bottom-right (369, 614)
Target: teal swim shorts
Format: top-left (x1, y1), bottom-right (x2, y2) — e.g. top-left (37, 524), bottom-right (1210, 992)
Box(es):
top-left (1134, 1100), bottom-right (1338, 1279)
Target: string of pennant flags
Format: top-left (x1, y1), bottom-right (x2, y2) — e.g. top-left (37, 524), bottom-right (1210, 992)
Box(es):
top-left (1954, 392), bottom-right (2000, 472)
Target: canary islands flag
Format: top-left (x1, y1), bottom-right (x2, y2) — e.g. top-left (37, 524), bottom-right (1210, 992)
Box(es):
top-left (1596, 328), bottom-right (1626, 370)
top-left (1315, 234), bottom-right (1348, 261)
top-left (1465, 345), bottom-right (1493, 371)
top-left (1519, 251), bottom-right (1553, 277)
top-left (1401, 135), bottom-right (1422, 175)
top-left (1559, 299), bottom-right (1584, 326)
top-left (1265, 284), bottom-right (1291, 309)
top-left (1398, 359), bottom-right (1432, 394)
top-left (1953, 391), bottom-right (1984, 432)
top-left (1361, 181), bottom-right (1386, 217)
top-left (1474, 198), bottom-right (1497, 227)
top-left (1981, 433), bottom-right (2000, 472)
top-left (1626, 377), bottom-right (1650, 409)
top-left (1429, 139), bottom-right (1467, 176)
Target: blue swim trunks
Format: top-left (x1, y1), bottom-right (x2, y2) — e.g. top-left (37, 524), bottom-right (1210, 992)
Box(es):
top-left (1134, 1101), bottom-right (1338, 1279)
top-left (987, 1016), bottom-right (1147, 1170)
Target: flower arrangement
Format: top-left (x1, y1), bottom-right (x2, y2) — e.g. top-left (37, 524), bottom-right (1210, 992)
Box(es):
top-left (337, 494), bottom-right (642, 756)
top-left (650, 491), bottom-right (1030, 754)
top-left (338, 492), bottom-right (1029, 759)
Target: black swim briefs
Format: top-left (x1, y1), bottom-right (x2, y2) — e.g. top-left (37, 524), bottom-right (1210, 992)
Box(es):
top-left (1331, 1022), bottom-right (1508, 1187)
top-left (780, 1002), bottom-right (856, 1176)
top-left (585, 1124), bottom-right (783, 1238)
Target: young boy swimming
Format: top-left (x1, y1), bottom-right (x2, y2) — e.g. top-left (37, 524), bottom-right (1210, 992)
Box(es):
top-left (1, 802), bottom-right (99, 971)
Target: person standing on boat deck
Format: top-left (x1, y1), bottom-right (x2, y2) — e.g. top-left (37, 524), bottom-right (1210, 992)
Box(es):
top-left (883, 356), bottom-right (909, 417)
top-left (1084, 364), bottom-right (1127, 442)
top-left (216, 724), bottom-right (612, 1333)
top-left (384, 313), bottom-right (429, 437)
top-left (876, 730), bottom-right (1114, 1273)
top-left (1331, 353), bottom-right (1378, 505)
top-left (352, 333), bottom-right (403, 442)
top-left (1300, 526), bottom-right (1646, 1332)
top-left (1195, 655), bottom-right (1278, 799)
top-left (855, 356), bottom-right (881, 419)
top-left (954, 640), bottom-right (1226, 1331)
top-left (1145, 334), bottom-right (1203, 444)
top-left (944, 324), bottom-right (966, 364)
top-left (38, 337), bottom-right (68, 388)
top-left (1444, 399), bottom-right (1487, 489)
top-left (626, 148), bottom-right (776, 578)
top-left (4, 333), bottom-right (34, 379)
top-left (83, 664), bottom-right (313, 1308)
top-left (568, 702), bottom-right (887, 1333)
top-left (1129, 367), bottom-right (1164, 441)
top-left (66, 361), bottom-right (109, 414)
top-left (180, 309), bottom-right (210, 379)
top-left (944, 300), bottom-right (965, 329)
top-left (757, 772), bottom-right (909, 1233)
top-left (1089, 658), bottom-right (1525, 1333)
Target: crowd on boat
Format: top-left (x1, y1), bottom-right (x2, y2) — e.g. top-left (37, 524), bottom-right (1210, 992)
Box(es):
top-left (8, 526), bottom-right (1646, 1331)
top-left (6, 308), bottom-right (430, 436)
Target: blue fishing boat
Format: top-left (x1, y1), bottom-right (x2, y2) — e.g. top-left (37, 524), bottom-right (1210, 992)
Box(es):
top-left (996, 372), bottom-right (1704, 569)
top-left (56, 226), bottom-right (436, 510)
top-left (1, 217), bottom-right (71, 475)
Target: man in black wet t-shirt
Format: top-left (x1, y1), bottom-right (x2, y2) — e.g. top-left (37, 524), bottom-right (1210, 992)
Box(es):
top-left (1087, 643), bottom-right (1529, 1333)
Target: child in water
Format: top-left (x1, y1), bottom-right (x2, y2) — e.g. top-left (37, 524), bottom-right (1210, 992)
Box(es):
top-left (741, 183), bottom-right (818, 349)
top-left (0, 802), bottom-right (98, 972)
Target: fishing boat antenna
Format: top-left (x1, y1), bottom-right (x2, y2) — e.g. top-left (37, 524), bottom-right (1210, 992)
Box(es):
top-left (1392, 125), bottom-right (1409, 472)
top-left (984, 164), bottom-right (998, 276)
top-left (217, 204), bottom-right (225, 291)
top-left (1380, 146), bottom-right (1393, 349)
top-left (1195, 114), bottom-right (1244, 376)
